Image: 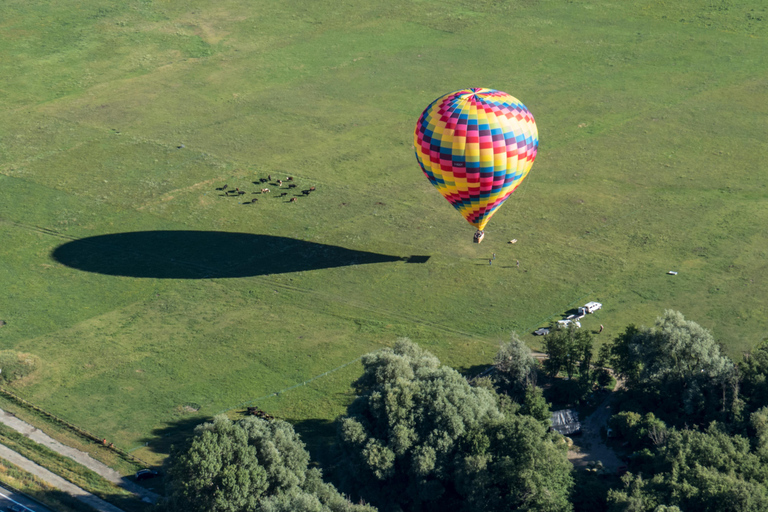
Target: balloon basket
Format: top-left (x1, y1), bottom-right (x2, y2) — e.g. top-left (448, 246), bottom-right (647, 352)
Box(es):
top-left (473, 230), bottom-right (485, 244)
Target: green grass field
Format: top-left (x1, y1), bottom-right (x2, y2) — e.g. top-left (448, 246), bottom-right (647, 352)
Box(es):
top-left (1, 0), bottom-right (766, 466)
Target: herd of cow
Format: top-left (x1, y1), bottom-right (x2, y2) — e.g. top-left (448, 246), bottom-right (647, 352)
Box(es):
top-left (216, 175), bottom-right (316, 204)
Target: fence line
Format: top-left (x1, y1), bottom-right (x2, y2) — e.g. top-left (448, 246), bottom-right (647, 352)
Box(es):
top-left (0, 387), bottom-right (152, 468)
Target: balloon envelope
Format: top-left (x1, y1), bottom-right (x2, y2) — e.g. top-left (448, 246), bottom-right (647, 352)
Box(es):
top-left (414, 88), bottom-right (538, 231)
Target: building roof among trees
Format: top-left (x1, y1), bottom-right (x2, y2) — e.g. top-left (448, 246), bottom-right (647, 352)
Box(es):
top-left (550, 409), bottom-right (581, 435)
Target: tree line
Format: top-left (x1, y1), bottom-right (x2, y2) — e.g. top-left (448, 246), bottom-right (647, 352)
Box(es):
top-left (159, 310), bottom-right (768, 512)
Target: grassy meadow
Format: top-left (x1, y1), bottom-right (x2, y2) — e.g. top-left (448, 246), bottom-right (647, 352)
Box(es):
top-left (1, 0), bottom-right (767, 466)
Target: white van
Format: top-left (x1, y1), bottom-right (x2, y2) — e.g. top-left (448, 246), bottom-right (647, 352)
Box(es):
top-left (579, 302), bottom-right (602, 315)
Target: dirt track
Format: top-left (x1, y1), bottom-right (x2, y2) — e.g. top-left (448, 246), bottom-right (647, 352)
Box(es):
top-left (567, 379), bottom-right (624, 471)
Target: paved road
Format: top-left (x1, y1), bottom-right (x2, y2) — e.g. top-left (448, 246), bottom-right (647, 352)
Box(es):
top-left (0, 483), bottom-right (54, 512)
top-left (0, 409), bottom-right (158, 504)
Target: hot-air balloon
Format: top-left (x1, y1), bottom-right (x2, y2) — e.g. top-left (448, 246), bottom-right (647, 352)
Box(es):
top-left (414, 88), bottom-right (538, 243)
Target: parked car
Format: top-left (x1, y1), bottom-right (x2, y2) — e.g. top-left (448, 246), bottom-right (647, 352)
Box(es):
top-left (135, 469), bottom-right (161, 481)
top-left (578, 302), bottom-right (602, 315)
top-left (533, 327), bottom-right (550, 336)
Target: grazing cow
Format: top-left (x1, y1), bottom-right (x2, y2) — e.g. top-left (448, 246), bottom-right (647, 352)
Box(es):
top-left (222, 184), bottom-right (228, 190)
top-left (246, 407), bottom-right (275, 420)
top-left (302, 189), bottom-right (311, 196)
top-left (268, 174), bottom-right (272, 181)
top-left (277, 180), bottom-right (283, 187)
top-left (289, 197), bottom-right (297, 203)
top-left (261, 188), bottom-right (270, 194)
top-left (288, 183), bottom-right (297, 188)
top-left (309, 186), bottom-right (316, 191)
top-left (251, 198), bottom-right (258, 203)
top-left (287, 176), bottom-right (294, 181)
top-left (260, 178), bottom-right (268, 183)
top-left (279, 192), bottom-right (288, 197)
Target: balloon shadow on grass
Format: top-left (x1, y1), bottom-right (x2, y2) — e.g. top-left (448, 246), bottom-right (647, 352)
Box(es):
top-left (52, 231), bottom-right (429, 279)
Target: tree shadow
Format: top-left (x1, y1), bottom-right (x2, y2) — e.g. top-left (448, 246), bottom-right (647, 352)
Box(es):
top-left (51, 231), bottom-right (429, 279)
top-left (290, 417), bottom-right (338, 468)
top-left (457, 363), bottom-right (494, 379)
top-left (143, 416), bottom-right (207, 460)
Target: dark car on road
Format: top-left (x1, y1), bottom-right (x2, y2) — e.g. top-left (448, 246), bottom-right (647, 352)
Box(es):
top-left (135, 469), bottom-right (161, 481)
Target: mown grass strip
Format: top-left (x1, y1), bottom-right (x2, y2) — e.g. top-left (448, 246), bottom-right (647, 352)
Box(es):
top-left (0, 393), bottom-right (144, 477)
top-left (0, 458), bottom-right (95, 512)
top-left (0, 423), bottom-right (150, 512)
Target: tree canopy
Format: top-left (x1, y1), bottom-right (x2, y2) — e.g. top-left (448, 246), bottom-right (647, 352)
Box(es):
top-left (608, 310), bottom-right (735, 424)
top-left (337, 338), bottom-right (573, 512)
top-left (165, 416), bottom-right (375, 512)
top-left (494, 332), bottom-right (537, 396)
top-left (608, 424), bottom-right (768, 512)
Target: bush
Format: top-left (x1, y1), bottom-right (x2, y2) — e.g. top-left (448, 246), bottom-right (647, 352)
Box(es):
top-left (0, 351), bottom-right (39, 383)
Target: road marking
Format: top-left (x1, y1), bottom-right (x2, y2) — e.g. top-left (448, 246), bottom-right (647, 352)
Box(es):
top-left (0, 489), bottom-right (35, 511)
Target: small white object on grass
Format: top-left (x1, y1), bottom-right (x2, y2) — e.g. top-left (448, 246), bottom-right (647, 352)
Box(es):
top-left (668, 271), bottom-right (678, 275)
top-left (508, 239), bottom-right (518, 244)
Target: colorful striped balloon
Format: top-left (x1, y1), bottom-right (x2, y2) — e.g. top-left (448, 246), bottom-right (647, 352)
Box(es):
top-left (414, 88), bottom-right (538, 233)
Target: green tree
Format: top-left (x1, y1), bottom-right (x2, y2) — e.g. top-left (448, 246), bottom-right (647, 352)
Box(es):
top-left (494, 332), bottom-right (536, 397)
top-left (607, 473), bottom-right (666, 512)
top-left (520, 385), bottom-right (552, 426)
top-left (750, 406), bottom-right (768, 461)
top-left (608, 311), bottom-right (735, 424)
top-left (739, 340), bottom-right (768, 414)
top-left (609, 425), bottom-right (768, 512)
top-left (576, 328), bottom-right (595, 386)
top-left (608, 324), bottom-right (642, 383)
top-left (609, 412), bottom-right (667, 451)
top-left (543, 325), bottom-right (576, 378)
top-left (337, 338), bottom-right (573, 512)
top-left (165, 416), bottom-right (375, 512)
top-left (456, 415), bottom-right (573, 512)
top-left (543, 325), bottom-right (594, 381)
